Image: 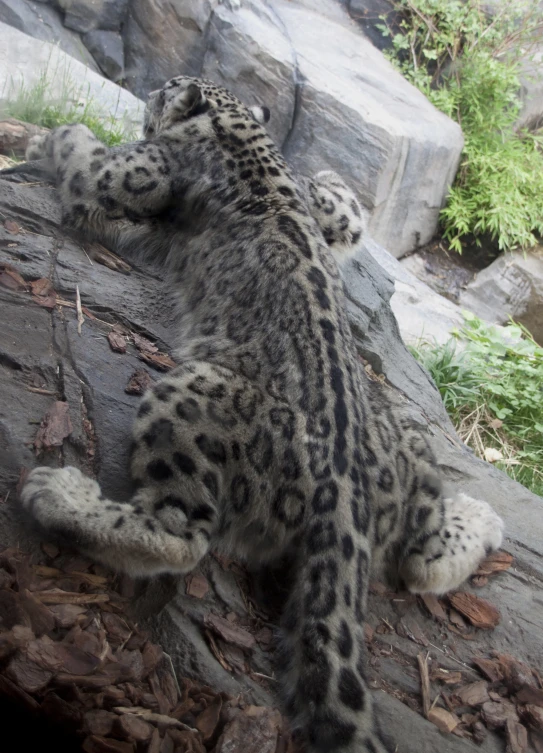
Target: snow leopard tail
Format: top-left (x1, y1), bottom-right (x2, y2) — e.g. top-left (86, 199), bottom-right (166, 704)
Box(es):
top-left (276, 530), bottom-right (393, 753)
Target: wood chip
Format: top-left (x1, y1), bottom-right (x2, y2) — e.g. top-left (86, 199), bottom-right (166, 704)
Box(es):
top-left (196, 697), bottom-right (222, 742)
top-left (448, 592), bottom-right (500, 629)
top-left (138, 350), bottom-right (176, 372)
top-left (115, 713), bottom-right (153, 741)
top-left (113, 706), bottom-right (195, 732)
top-left (215, 707), bottom-right (281, 753)
top-left (84, 710), bottom-right (117, 737)
top-left (472, 656), bottom-right (503, 682)
top-left (6, 651), bottom-right (53, 692)
top-left (75, 284), bottom-right (84, 334)
top-left (419, 593), bottom-right (447, 621)
top-left (427, 707), bottom-right (460, 734)
top-left (41, 543), bottom-right (60, 559)
top-left (19, 588), bottom-right (56, 635)
top-left (397, 616), bottom-right (428, 646)
top-left (82, 736), bottom-right (135, 753)
top-left (522, 705), bottom-right (543, 732)
top-left (429, 667), bottom-right (463, 685)
top-left (30, 278), bottom-right (57, 309)
top-left (0, 264), bottom-right (28, 290)
top-left (516, 686), bottom-right (543, 708)
top-left (475, 551), bottom-right (514, 576)
top-left (185, 573), bottom-right (209, 599)
top-left (506, 718), bottom-right (528, 753)
top-left (108, 331), bottom-right (127, 354)
top-left (35, 590), bottom-right (110, 605)
top-left (255, 627), bottom-right (274, 648)
top-left (125, 369), bottom-right (152, 395)
top-left (3, 220), bottom-right (21, 235)
top-left (132, 333), bottom-right (158, 354)
top-left (417, 653), bottom-right (431, 718)
top-left (26, 635), bottom-right (101, 675)
top-left (204, 614), bottom-right (256, 651)
top-left (34, 401), bottom-right (73, 450)
top-left (496, 653), bottom-right (537, 692)
top-left (449, 608), bottom-right (468, 630)
top-left (455, 681), bottom-right (490, 707)
top-left (482, 700), bottom-right (519, 729)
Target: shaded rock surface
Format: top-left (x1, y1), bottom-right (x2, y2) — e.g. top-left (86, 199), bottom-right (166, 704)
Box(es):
top-left (0, 0), bottom-right (463, 257)
top-left (0, 0), bottom-right (100, 70)
top-left (82, 28), bottom-right (124, 81)
top-left (0, 22), bottom-right (143, 136)
top-left (459, 247), bottom-right (543, 345)
top-left (0, 162), bottom-right (542, 752)
top-left (59, 0), bottom-right (128, 33)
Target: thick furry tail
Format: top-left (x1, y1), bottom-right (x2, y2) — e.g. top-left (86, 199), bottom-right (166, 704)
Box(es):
top-left (276, 540), bottom-right (392, 753)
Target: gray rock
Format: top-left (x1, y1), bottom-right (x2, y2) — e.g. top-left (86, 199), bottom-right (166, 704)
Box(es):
top-left (0, 23), bottom-right (144, 138)
top-left (83, 29), bottom-right (124, 81)
top-left (0, 0), bottom-right (463, 257)
top-left (346, 0), bottom-right (395, 50)
top-left (363, 239), bottom-right (465, 346)
top-left (201, 0), bottom-right (296, 147)
top-left (271, 0), bottom-right (463, 258)
top-left (518, 47), bottom-right (543, 130)
top-left (1, 165), bottom-right (543, 752)
top-left (459, 247), bottom-right (543, 344)
top-left (58, 0), bottom-right (128, 33)
top-left (0, 0), bottom-right (99, 70)
top-left (123, 0), bottom-right (218, 99)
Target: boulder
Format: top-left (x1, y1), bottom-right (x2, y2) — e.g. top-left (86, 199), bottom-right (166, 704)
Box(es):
top-left (364, 239), bottom-right (465, 346)
top-left (123, 0), bottom-right (219, 99)
top-left (273, 0), bottom-right (463, 257)
top-left (459, 247), bottom-right (543, 345)
top-left (1, 164), bottom-right (542, 753)
top-left (346, 0), bottom-right (396, 50)
top-left (201, 0), bottom-right (296, 148)
top-left (0, 23), bottom-right (144, 138)
top-left (0, 0), bottom-right (463, 257)
top-left (82, 29), bottom-right (124, 81)
top-left (58, 0), bottom-right (128, 33)
top-left (0, 0), bottom-right (100, 71)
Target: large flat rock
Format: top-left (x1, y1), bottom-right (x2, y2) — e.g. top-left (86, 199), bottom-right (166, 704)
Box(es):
top-left (274, 0), bottom-right (464, 257)
top-left (0, 0), bottom-right (464, 257)
top-left (0, 0), bottom-right (100, 70)
top-left (0, 22), bottom-right (144, 135)
top-left (0, 166), bottom-right (542, 752)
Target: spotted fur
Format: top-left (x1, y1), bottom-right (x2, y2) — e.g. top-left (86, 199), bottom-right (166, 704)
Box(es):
top-left (18, 76), bottom-right (504, 753)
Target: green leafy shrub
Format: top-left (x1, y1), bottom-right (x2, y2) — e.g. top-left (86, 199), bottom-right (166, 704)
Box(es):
top-left (379, 0), bottom-right (543, 252)
top-left (4, 67), bottom-right (135, 147)
top-left (411, 313), bottom-right (543, 496)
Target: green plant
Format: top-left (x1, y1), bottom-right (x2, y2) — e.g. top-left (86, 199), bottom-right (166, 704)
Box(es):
top-left (411, 313), bottom-right (543, 496)
top-left (379, 0), bottom-right (543, 252)
top-left (4, 66), bottom-right (134, 147)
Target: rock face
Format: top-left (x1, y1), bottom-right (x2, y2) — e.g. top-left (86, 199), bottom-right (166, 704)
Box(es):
top-left (1, 165), bottom-right (542, 753)
top-left (59, 0), bottom-right (128, 33)
top-left (365, 240), bottom-right (465, 346)
top-left (123, 0), bottom-right (219, 99)
top-left (459, 247), bottom-right (543, 345)
top-left (0, 0), bottom-right (463, 257)
top-left (0, 23), bottom-right (143, 137)
top-left (82, 28), bottom-right (124, 81)
top-left (0, 0), bottom-right (100, 70)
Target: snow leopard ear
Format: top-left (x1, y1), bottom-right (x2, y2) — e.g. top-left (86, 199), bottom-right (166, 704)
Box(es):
top-left (177, 83), bottom-right (209, 117)
top-left (249, 105), bottom-right (270, 124)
